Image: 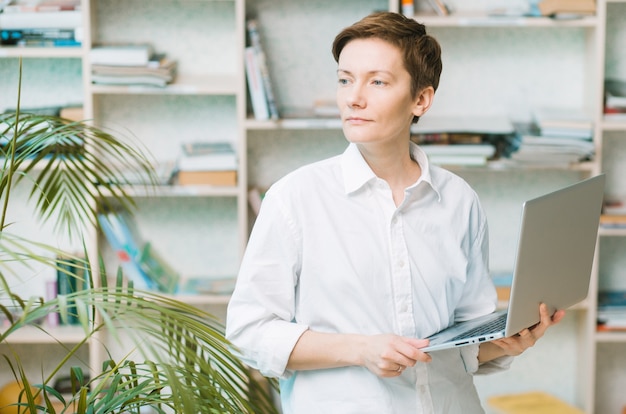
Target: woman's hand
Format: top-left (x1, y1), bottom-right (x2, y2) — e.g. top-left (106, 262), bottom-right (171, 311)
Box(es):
top-left (360, 334), bottom-right (431, 377)
top-left (480, 303), bottom-right (566, 362)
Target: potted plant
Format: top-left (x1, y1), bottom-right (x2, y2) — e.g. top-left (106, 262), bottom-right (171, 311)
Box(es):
top-left (0, 60), bottom-right (277, 414)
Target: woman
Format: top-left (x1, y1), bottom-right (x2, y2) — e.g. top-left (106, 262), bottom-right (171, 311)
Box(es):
top-left (226, 11), bottom-right (564, 414)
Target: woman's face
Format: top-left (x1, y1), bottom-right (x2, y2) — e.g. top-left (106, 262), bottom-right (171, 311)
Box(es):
top-left (336, 37), bottom-right (423, 147)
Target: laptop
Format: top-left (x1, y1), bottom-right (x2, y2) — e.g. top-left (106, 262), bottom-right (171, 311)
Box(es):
top-left (421, 174), bottom-right (605, 352)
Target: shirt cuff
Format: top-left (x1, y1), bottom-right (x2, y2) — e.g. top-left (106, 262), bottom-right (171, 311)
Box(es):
top-left (459, 344), bottom-right (514, 375)
top-left (256, 321), bottom-right (309, 379)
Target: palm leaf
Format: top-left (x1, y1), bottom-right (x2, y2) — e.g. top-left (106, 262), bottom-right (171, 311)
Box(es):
top-left (0, 59), bottom-right (278, 413)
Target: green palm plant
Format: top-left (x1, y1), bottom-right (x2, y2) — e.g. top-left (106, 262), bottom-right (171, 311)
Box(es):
top-left (0, 60), bottom-right (277, 413)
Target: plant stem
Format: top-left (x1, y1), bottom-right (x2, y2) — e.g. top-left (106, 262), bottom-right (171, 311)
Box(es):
top-left (0, 58), bottom-right (23, 233)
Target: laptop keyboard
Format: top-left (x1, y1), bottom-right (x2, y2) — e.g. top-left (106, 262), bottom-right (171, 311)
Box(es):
top-left (449, 313), bottom-right (507, 341)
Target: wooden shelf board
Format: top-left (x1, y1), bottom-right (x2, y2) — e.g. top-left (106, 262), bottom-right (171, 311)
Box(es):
top-left (89, 74), bottom-right (238, 96)
top-left (3, 324), bottom-right (86, 344)
top-left (0, 46), bottom-right (85, 58)
top-left (413, 13), bottom-right (598, 28)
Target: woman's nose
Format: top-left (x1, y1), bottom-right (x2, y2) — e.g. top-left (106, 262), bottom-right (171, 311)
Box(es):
top-left (346, 85), bottom-right (366, 108)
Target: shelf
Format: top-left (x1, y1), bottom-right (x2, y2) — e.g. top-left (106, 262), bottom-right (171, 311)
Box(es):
top-left (412, 13), bottom-right (598, 28)
top-left (167, 293), bottom-right (231, 306)
top-left (89, 74), bottom-right (239, 96)
top-left (601, 117), bottom-right (626, 131)
top-left (595, 331), bottom-right (626, 342)
top-left (246, 117), bottom-right (342, 130)
top-left (0, 46), bottom-right (85, 58)
top-left (598, 226), bottom-right (626, 236)
top-left (3, 324), bottom-right (86, 344)
top-left (98, 184), bottom-right (240, 198)
top-left (443, 160), bottom-right (595, 172)
top-left (125, 184), bottom-right (240, 198)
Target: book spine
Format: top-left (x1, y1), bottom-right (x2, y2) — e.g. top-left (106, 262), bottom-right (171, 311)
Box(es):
top-left (45, 279), bottom-right (59, 327)
top-left (0, 10), bottom-right (82, 30)
top-left (56, 256), bottom-right (80, 325)
top-left (98, 213), bottom-right (153, 290)
top-left (244, 46), bottom-right (270, 120)
top-left (247, 20), bottom-right (279, 120)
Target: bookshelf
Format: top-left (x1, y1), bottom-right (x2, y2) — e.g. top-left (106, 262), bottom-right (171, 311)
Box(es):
top-left (1, 0), bottom-right (625, 412)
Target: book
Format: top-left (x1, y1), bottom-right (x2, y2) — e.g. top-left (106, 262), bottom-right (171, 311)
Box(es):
top-left (98, 212), bottom-right (152, 291)
top-left (59, 105), bottom-right (83, 121)
top-left (597, 290), bottom-right (626, 330)
top-left (411, 115), bottom-right (515, 135)
top-left (2, 0), bottom-right (79, 12)
top-left (533, 107), bottom-right (593, 134)
top-left (509, 121), bottom-right (594, 166)
top-left (56, 254), bottom-right (88, 325)
top-left (427, 154), bottom-right (490, 166)
top-left (598, 290), bottom-right (626, 310)
top-left (603, 199), bottom-right (626, 215)
top-left (247, 187), bottom-right (265, 216)
top-left (426, 0), bottom-right (450, 16)
top-left (176, 170), bottom-right (237, 186)
top-left (91, 74), bottom-right (171, 87)
top-left (98, 212), bottom-right (181, 292)
top-left (180, 276), bottom-right (236, 295)
top-left (244, 46), bottom-right (270, 120)
top-left (137, 242), bottom-right (179, 294)
top-left (247, 19), bottom-right (279, 120)
top-left (538, 0), bottom-right (596, 17)
top-left (599, 214), bottom-right (626, 228)
top-left (90, 44), bottom-right (154, 67)
top-left (401, 0), bottom-right (414, 16)
top-left (92, 58), bottom-right (176, 79)
top-left (0, 9), bottom-right (82, 29)
top-left (605, 79), bottom-right (626, 112)
top-left (420, 144), bottom-right (496, 157)
top-left (45, 279), bottom-right (59, 327)
top-left (91, 55), bottom-right (176, 87)
top-left (488, 391), bottom-right (584, 414)
top-left (492, 272), bottom-right (513, 302)
top-left (0, 28), bottom-right (79, 46)
top-left (176, 141), bottom-right (238, 171)
top-left (421, 144), bottom-right (495, 166)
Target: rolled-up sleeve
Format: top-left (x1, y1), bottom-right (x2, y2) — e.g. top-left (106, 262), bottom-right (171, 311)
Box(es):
top-left (226, 188), bottom-right (308, 378)
top-left (459, 344), bottom-right (514, 375)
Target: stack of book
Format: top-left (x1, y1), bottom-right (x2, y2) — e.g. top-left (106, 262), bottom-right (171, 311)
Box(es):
top-left (420, 143), bottom-right (496, 166)
top-left (410, 115), bottom-right (515, 166)
top-left (597, 290), bottom-right (626, 332)
top-left (0, 0), bottom-right (82, 47)
top-left (174, 141), bottom-right (238, 186)
top-left (600, 199), bottom-right (626, 229)
top-left (509, 120), bottom-right (594, 167)
top-left (244, 19), bottom-right (279, 121)
top-left (604, 79), bottom-right (626, 121)
top-left (538, 0), bottom-right (595, 18)
top-left (90, 45), bottom-right (177, 87)
top-left (534, 107), bottom-right (594, 139)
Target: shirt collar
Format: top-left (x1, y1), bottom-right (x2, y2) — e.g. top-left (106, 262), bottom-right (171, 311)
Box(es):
top-left (340, 142), bottom-right (442, 202)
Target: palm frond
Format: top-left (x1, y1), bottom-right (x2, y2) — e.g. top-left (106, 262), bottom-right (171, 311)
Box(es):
top-left (0, 111), bottom-right (158, 239)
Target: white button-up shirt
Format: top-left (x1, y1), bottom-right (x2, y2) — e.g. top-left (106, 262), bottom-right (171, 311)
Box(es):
top-left (226, 142), bottom-right (511, 414)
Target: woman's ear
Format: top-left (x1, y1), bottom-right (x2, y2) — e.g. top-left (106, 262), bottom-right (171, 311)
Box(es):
top-left (412, 86), bottom-right (435, 118)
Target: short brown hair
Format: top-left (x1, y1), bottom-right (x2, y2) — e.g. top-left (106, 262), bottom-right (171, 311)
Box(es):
top-left (332, 11), bottom-right (442, 100)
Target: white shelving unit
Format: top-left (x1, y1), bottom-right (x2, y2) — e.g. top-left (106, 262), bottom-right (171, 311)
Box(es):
top-left (1, 0), bottom-right (625, 412)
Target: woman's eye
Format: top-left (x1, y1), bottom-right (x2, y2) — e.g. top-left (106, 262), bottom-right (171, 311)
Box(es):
top-left (372, 80), bottom-right (386, 86)
top-left (338, 78), bottom-right (349, 85)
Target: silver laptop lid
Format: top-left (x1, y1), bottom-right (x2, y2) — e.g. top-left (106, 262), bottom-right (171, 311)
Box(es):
top-left (504, 174), bottom-right (605, 336)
